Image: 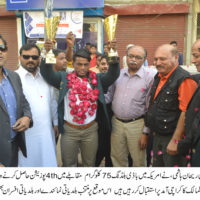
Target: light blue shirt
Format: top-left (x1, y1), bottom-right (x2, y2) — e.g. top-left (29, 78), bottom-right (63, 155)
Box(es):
top-left (0, 67), bottom-right (17, 138)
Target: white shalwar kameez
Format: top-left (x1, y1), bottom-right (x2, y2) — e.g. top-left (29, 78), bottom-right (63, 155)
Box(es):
top-left (16, 66), bottom-right (57, 167)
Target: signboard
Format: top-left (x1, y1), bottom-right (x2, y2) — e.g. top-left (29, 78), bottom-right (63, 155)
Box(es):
top-left (7, 0), bottom-right (104, 10)
top-left (23, 11), bottom-right (83, 38)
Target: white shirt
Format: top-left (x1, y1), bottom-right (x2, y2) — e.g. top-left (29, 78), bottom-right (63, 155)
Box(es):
top-left (16, 66), bottom-right (58, 167)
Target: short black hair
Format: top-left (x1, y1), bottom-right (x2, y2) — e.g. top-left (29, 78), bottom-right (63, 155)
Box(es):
top-left (171, 47), bottom-right (178, 56)
top-left (100, 54), bottom-right (108, 63)
top-left (0, 34), bottom-right (8, 50)
top-left (170, 41), bottom-right (178, 45)
top-left (73, 48), bottom-right (91, 62)
top-left (86, 42), bottom-right (91, 46)
top-left (19, 43), bottom-right (41, 56)
top-left (96, 53), bottom-right (102, 59)
top-left (90, 44), bottom-right (97, 49)
top-left (144, 48), bottom-right (148, 58)
top-left (53, 49), bottom-right (65, 57)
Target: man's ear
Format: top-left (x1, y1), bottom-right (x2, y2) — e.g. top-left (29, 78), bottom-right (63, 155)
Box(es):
top-left (175, 53), bottom-right (179, 60)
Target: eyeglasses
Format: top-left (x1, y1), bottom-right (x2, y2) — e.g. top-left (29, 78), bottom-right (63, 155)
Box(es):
top-left (22, 55), bottom-right (39, 60)
top-left (0, 45), bottom-right (7, 52)
top-left (127, 54), bottom-right (144, 60)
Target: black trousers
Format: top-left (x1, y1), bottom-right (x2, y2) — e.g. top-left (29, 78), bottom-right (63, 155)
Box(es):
top-left (9, 139), bottom-right (18, 167)
top-left (153, 134), bottom-right (187, 167)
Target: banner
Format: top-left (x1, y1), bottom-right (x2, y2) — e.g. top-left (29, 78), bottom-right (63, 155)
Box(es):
top-left (7, 0), bottom-right (104, 10)
top-left (23, 11), bottom-right (83, 38)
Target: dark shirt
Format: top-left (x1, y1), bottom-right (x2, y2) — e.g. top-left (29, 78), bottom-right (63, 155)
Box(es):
top-left (178, 52), bottom-right (183, 65)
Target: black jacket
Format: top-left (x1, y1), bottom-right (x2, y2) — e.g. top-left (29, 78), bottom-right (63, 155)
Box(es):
top-left (145, 66), bottom-right (190, 135)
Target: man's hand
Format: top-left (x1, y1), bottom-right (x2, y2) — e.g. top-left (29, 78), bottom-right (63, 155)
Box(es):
top-left (0, 164), bottom-right (5, 167)
top-left (53, 126), bottom-right (59, 138)
top-left (138, 134), bottom-right (148, 150)
top-left (167, 112), bottom-right (185, 155)
top-left (44, 39), bottom-right (54, 53)
top-left (166, 139), bottom-right (178, 155)
top-left (12, 116), bottom-right (31, 132)
top-left (66, 31), bottom-right (75, 48)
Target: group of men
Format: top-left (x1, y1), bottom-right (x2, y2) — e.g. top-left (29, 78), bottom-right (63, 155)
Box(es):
top-left (0, 32), bottom-right (75, 167)
top-left (1, 30), bottom-right (200, 167)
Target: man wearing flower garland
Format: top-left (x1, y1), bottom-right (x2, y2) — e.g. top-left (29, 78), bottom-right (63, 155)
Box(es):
top-left (41, 40), bottom-right (120, 167)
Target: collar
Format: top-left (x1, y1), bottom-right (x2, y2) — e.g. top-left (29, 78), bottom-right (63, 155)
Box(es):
top-left (2, 67), bottom-right (8, 77)
top-left (18, 66), bottom-right (41, 78)
top-left (158, 65), bottom-right (178, 80)
top-left (123, 66), bottom-right (144, 78)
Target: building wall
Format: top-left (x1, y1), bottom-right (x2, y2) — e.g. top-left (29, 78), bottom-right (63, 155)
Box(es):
top-left (0, 16), bottom-right (18, 70)
top-left (104, 0), bottom-right (200, 65)
top-left (0, 4), bottom-right (18, 70)
top-left (104, 1), bottom-right (189, 66)
top-left (105, 0), bottom-right (190, 6)
top-left (104, 14), bottom-right (186, 66)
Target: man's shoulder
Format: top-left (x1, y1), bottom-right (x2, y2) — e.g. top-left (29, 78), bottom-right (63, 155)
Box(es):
top-left (5, 67), bottom-right (15, 74)
top-left (57, 70), bottom-right (67, 79)
top-left (6, 68), bottom-right (20, 78)
top-left (118, 68), bottom-right (126, 76)
top-left (176, 66), bottom-right (190, 76)
top-left (15, 66), bottom-right (24, 76)
top-left (141, 66), bottom-right (157, 80)
top-left (142, 66), bottom-right (157, 74)
top-left (171, 66), bottom-right (192, 84)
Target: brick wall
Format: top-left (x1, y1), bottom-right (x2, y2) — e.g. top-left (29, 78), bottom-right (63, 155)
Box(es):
top-left (0, 16), bottom-right (18, 70)
top-left (104, 14), bottom-right (186, 67)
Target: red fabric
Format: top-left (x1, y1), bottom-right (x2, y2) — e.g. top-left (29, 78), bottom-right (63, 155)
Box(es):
top-left (90, 54), bottom-right (96, 68)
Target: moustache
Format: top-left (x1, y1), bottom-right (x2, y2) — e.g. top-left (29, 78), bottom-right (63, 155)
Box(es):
top-left (129, 61), bottom-right (137, 65)
top-left (27, 62), bottom-right (35, 65)
top-left (156, 65), bottom-right (164, 69)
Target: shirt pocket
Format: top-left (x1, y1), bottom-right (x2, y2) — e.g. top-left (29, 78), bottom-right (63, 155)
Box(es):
top-left (158, 89), bottom-right (178, 111)
top-left (132, 87), bottom-right (147, 103)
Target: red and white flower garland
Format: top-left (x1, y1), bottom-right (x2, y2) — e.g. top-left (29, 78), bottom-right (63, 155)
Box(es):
top-left (66, 71), bottom-right (99, 124)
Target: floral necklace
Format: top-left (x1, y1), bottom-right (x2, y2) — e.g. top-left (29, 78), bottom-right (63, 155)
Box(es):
top-left (66, 71), bottom-right (99, 124)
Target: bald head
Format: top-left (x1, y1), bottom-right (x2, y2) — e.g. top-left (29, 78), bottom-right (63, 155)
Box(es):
top-left (154, 44), bottom-right (179, 76)
top-left (192, 39), bottom-right (200, 52)
top-left (192, 39), bottom-right (200, 72)
top-left (127, 45), bottom-right (146, 58)
top-left (156, 44), bottom-right (178, 57)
